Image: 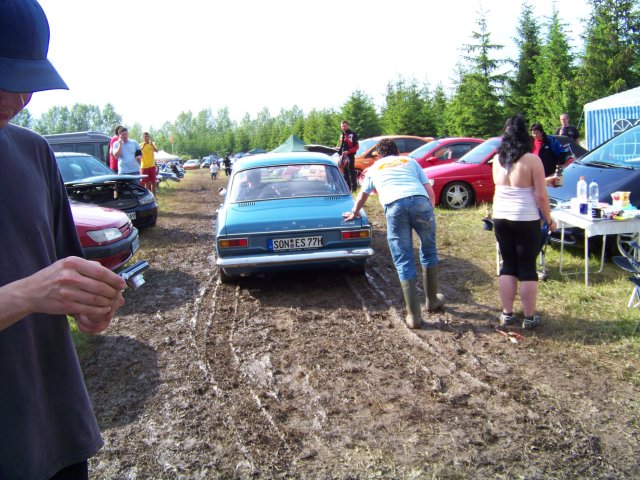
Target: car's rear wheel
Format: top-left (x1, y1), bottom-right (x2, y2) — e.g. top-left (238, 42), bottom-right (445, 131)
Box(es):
top-left (441, 181), bottom-right (473, 209)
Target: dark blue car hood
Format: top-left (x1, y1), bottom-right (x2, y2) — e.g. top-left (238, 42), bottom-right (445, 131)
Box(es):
top-left (548, 161), bottom-right (640, 207)
top-left (65, 174), bottom-right (146, 186)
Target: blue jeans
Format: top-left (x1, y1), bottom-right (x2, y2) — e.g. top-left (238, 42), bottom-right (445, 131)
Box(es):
top-left (384, 195), bottom-right (438, 281)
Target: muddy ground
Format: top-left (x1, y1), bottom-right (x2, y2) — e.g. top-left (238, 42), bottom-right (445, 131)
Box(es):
top-left (79, 170), bottom-right (639, 479)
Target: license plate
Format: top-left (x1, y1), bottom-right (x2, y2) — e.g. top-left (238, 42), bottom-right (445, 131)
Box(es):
top-left (131, 236), bottom-right (140, 254)
top-left (127, 212), bottom-right (137, 220)
top-left (269, 236), bottom-right (323, 251)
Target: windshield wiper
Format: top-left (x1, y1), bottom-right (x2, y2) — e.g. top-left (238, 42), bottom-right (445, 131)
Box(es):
top-left (579, 160), bottom-right (634, 169)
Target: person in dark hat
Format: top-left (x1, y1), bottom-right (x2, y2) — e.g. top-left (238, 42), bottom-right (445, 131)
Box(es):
top-left (0, 1), bottom-right (127, 479)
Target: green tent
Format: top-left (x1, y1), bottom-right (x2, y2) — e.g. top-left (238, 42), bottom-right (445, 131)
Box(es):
top-left (270, 134), bottom-right (306, 153)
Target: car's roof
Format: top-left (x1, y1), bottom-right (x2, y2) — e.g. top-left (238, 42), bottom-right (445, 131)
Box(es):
top-left (365, 134), bottom-right (431, 141)
top-left (44, 131), bottom-right (110, 142)
top-left (434, 137), bottom-right (484, 142)
top-left (233, 152), bottom-right (337, 170)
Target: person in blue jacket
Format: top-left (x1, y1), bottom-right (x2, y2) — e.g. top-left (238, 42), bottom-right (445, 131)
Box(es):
top-left (530, 122), bottom-right (568, 177)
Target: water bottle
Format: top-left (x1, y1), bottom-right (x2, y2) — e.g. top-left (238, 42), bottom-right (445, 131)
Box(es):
top-left (577, 176), bottom-right (588, 214)
top-left (589, 179), bottom-right (599, 216)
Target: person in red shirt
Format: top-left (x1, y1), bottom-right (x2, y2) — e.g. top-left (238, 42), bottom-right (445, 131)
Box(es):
top-left (338, 120), bottom-right (359, 193)
top-left (109, 124), bottom-right (123, 171)
top-left (530, 122), bottom-right (567, 177)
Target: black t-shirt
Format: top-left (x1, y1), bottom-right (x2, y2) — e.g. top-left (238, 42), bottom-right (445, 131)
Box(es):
top-left (0, 124), bottom-right (103, 480)
top-left (554, 125), bottom-right (579, 141)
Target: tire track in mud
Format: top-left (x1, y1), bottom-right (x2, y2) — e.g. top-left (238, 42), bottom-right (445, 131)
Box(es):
top-left (195, 277), bottom-right (296, 475)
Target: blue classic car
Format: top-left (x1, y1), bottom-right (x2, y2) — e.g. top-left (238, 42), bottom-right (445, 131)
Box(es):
top-left (215, 152), bottom-right (374, 282)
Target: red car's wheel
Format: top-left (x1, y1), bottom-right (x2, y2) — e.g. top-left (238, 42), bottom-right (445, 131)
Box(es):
top-left (441, 181), bottom-right (473, 209)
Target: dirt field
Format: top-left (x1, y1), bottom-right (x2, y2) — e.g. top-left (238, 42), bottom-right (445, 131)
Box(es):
top-left (79, 170), bottom-right (639, 479)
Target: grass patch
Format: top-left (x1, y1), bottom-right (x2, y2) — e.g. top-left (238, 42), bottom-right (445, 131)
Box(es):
top-left (68, 316), bottom-right (91, 355)
top-left (362, 196), bottom-right (640, 366)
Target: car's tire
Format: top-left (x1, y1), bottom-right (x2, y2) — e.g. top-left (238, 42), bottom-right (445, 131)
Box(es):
top-left (218, 267), bottom-right (237, 284)
top-left (440, 181), bottom-right (473, 209)
top-left (612, 232), bottom-right (639, 259)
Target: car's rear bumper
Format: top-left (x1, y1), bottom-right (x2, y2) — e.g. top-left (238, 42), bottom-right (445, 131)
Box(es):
top-left (217, 247), bottom-right (374, 274)
top-left (83, 228), bottom-right (140, 271)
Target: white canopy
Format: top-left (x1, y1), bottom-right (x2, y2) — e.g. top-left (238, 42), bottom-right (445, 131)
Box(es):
top-left (584, 86), bottom-right (640, 149)
top-left (155, 150), bottom-right (179, 162)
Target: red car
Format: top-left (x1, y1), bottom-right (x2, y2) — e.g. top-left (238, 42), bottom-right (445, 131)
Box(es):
top-left (71, 203), bottom-right (140, 271)
top-left (425, 136), bottom-right (587, 209)
top-left (408, 137), bottom-right (484, 169)
top-left (358, 137), bottom-right (484, 184)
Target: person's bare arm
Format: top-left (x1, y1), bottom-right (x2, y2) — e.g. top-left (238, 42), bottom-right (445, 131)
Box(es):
top-left (343, 191), bottom-right (370, 220)
top-left (0, 256), bottom-right (126, 333)
top-left (531, 158), bottom-right (557, 232)
top-left (424, 182), bottom-right (436, 206)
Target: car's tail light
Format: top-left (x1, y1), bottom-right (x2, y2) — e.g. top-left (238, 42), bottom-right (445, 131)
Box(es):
top-left (219, 238), bottom-right (249, 248)
top-left (341, 229), bottom-right (371, 240)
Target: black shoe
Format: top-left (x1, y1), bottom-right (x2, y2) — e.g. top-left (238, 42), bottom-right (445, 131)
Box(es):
top-left (499, 312), bottom-right (514, 327)
top-left (522, 315), bottom-right (541, 330)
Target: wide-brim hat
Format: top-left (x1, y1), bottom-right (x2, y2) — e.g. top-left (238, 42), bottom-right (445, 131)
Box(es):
top-left (0, 0), bottom-right (68, 93)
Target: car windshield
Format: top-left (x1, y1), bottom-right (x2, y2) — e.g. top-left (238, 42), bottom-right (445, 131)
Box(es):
top-left (56, 154), bottom-right (114, 182)
top-left (457, 138), bottom-right (501, 164)
top-left (408, 140), bottom-right (440, 159)
top-left (355, 139), bottom-right (377, 156)
top-left (229, 164), bottom-right (349, 203)
top-left (578, 126), bottom-right (640, 168)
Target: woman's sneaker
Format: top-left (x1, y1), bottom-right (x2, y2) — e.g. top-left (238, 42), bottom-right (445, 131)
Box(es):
top-left (522, 315), bottom-right (541, 330)
top-left (499, 312), bottom-right (514, 327)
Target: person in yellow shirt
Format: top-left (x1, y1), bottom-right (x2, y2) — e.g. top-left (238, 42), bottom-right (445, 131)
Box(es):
top-left (140, 132), bottom-right (158, 194)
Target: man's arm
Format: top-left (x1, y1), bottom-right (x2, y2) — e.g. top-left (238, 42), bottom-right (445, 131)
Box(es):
top-left (0, 256), bottom-right (126, 333)
top-left (423, 182), bottom-right (436, 206)
top-left (112, 140), bottom-right (123, 158)
top-left (343, 190), bottom-right (370, 221)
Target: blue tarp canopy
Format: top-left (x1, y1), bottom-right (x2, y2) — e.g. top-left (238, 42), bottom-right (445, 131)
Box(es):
top-left (584, 86), bottom-right (640, 150)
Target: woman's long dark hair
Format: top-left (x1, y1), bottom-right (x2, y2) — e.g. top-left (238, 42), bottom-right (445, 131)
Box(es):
top-left (497, 115), bottom-right (532, 172)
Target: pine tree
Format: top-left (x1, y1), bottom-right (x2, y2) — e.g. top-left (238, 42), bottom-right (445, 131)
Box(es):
top-left (529, 8), bottom-right (577, 133)
top-left (506, 3), bottom-right (542, 120)
top-left (380, 77), bottom-right (432, 136)
top-left (576, 0), bottom-right (640, 105)
top-left (446, 12), bottom-right (507, 137)
top-left (341, 90), bottom-right (381, 140)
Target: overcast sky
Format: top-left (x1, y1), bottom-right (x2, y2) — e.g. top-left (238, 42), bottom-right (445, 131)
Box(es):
top-left (28, 0), bottom-right (591, 129)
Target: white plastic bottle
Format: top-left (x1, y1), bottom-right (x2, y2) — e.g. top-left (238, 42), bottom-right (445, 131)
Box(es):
top-left (577, 176), bottom-right (588, 202)
top-left (588, 179), bottom-right (599, 208)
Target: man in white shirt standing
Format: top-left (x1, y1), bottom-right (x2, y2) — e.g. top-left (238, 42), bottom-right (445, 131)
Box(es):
top-left (111, 127), bottom-right (141, 175)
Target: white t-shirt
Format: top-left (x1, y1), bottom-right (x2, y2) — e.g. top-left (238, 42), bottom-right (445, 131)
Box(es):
top-left (361, 155), bottom-right (429, 206)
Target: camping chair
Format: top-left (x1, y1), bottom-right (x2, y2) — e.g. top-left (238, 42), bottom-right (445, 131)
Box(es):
top-left (612, 241), bottom-right (640, 308)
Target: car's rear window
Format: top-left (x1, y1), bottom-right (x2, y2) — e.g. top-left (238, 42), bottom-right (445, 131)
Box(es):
top-left (229, 164), bottom-right (349, 202)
